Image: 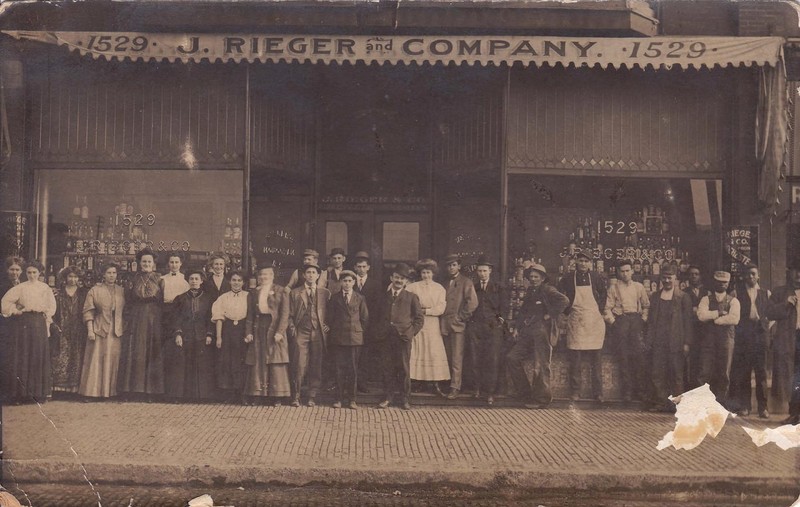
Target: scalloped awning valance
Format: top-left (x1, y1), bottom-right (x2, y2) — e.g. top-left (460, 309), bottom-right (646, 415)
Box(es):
top-left (2, 31), bottom-right (785, 69)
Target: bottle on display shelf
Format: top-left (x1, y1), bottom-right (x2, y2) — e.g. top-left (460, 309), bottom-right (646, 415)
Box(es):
top-left (225, 218), bottom-right (233, 240)
top-left (47, 267), bottom-right (56, 287)
top-left (131, 259), bottom-right (138, 272)
top-left (87, 256), bottom-right (94, 271)
top-left (81, 196), bottom-right (89, 220)
top-left (233, 217), bottom-right (242, 240)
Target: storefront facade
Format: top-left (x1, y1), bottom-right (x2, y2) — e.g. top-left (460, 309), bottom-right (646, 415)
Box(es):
top-left (0, 0), bottom-right (797, 362)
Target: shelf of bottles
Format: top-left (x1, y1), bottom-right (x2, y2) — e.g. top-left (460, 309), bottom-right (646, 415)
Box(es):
top-left (222, 217), bottom-right (243, 273)
top-left (556, 205), bottom-right (689, 282)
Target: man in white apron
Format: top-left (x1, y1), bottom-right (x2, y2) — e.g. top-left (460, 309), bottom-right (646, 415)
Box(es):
top-left (558, 249), bottom-right (608, 402)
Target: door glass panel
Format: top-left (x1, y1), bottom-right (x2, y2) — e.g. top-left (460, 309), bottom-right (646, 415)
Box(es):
top-left (383, 222), bottom-right (419, 261)
top-left (326, 221), bottom-right (348, 254)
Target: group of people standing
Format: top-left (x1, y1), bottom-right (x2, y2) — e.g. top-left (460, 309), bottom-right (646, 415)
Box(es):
top-left (2, 245), bottom-right (799, 422)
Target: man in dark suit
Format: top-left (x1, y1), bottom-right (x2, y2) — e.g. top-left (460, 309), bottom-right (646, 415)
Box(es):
top-left (353, 251), bottom-right (382, 392)
top-left (467, 256), bottom-right (507, 406)
top-left (287, 263), bottom-right (331, 407)
top-left (646, 266), bottom-right (693, 412)
top-left (325, 247), bottom-right (347, 295)
top-left (685, 265), bottom-right (710, 389)
top-left (327, 270), bottom-right (369, 409)
top-left (441, 253), bottom-right (478, 399)
top-left (375, 263), bottom-right (425, 410)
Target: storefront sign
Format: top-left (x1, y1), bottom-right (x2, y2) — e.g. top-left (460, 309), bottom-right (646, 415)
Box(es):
top-left (792, 184), bottom-right (800, 204)
top-left (319, 195), bottom-right (429, 211)
top-left (724, 226), bottom-right (758, 274)
top-left (0, 211), bottom-right (31, 258)
top-left (3, 31), bottom-right (784, 70)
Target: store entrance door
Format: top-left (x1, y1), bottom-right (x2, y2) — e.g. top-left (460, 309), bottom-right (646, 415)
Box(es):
top-left (318, 210), bottom-right (431, 283)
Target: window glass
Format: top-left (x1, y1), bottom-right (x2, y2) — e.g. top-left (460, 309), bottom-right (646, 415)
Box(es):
top-left (325, 222), bottom-right (348, 255)
top-left (383, 222), bottom-right (419, 261)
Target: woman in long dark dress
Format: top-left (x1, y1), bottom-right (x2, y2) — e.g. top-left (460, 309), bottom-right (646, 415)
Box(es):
top-left (1, 261), bottom-right (57, 403)
top-left (165, 269), bottom-right (216, 401)
top-left (51, 266), bottom-right (88, 395)
top-left (118, 248), bottom-right (164, 398)
top-left (0, 256), bottom-right (24, 402)
top-left (244, 266), bottom-right (292, 406)
top-left (212, 271), bottom-right (248, 399)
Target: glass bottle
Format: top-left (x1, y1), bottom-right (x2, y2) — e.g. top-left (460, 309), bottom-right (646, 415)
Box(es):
top-left (233, 217), bottom-right (242, 240)
top-left (81, 196), bottom-right (89, 220)
top-left (225, 218), bottom-right (233, 240)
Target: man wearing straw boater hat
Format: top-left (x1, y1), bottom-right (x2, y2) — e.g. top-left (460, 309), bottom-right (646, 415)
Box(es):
top-left (697, 270), bottom-right (740, 407)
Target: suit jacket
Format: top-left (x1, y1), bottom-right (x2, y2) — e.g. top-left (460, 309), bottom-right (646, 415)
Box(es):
top-left (732, 284), bottom-right (771, 334)
top-left (203, 274), bottom-right (231, 302)
top-left (245, 284), bottom-right (290, 364)
top-left (288, 285), bottom-right (331, 342)
top-left (327, 291), bottom-right (369, 346)
top-left (287, 268), bottom-right (328, 290)
top-left (83, 284), bottom-right (126, 338)
top-left (325, 267), bottom-right (345, 295)
top-left (374, 288), bottom-right (424, 342)
top-left (767, 285), bottom-right (799, 354)
top-left (441, 272), bottom-right (478, 335)
top-left (557, 271), bottom-right (608, 314)
top-left (470, 280), bottom-right (507, 330)
top-left (646, 288), bottom-right (693, 349)
top-left (517, 283), bottom-right (570, 345)
top-left (354, 274), bottom-right (382, 308)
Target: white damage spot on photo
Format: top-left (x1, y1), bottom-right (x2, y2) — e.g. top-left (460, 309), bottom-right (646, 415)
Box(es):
top-left (181, 137), bottom-right (198, 170)
top-left (791, 492), bottom-right (800, 507)
top-left (742, 424), bottom-right (800, 450)
top-left (656, 384), bottom-right (730, 451)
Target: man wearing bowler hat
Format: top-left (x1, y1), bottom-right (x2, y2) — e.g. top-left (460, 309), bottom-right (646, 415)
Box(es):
top-left (287, 249), bottom-right (328, 290)
top-left (287, 263), bottom-right (331, 407)
top-left (508, 263), bottom-right (569, 409)
top-left (557, 248), bottom-right (608, 402)
top-left (767, 258), bottom-right (800, 423)
top-left (375, 263), bottom-right (424, 410)
top-left (697, 270), bottom-right (740, 406)
top-left (441, 253), bottom-right (478, 399)
top-left (467, 256), bottom-right (507, 406)
top-left (325, 248), bottom-right (347, 295)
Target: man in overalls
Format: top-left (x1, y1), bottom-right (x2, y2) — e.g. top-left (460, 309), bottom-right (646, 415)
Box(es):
top-left (697, 270), bottom-right (740, 407)
top-left (558, 249), bottom-right (608, 402)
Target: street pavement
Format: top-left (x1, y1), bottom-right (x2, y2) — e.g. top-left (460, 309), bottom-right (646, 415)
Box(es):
top-left (1, 398), bottom-right (798, 504)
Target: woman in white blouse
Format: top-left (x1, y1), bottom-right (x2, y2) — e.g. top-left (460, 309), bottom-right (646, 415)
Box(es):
top-left (406, 259), bottom-right (450, 396)
top-left (212, 271), bottom-right (249, 398)
top-left (0, 260), bottom-right (57, 403)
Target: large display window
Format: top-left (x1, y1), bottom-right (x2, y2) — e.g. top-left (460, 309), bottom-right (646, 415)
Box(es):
top-left (35, 169), bottom-right (243, 284)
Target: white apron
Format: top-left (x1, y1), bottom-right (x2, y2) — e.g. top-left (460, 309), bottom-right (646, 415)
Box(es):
top-left (565, 273), bottom-right (606, 350)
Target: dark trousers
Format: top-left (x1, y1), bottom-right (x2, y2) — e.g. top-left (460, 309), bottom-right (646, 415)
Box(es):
top-left (468, 322), bottom-right (503, 396)
top-left (685, 321), bottom-right (704, 389)
top-left (443, 331), bottom-right (466, 390)
top-left (788, 330), bottom-right (800, 417)
top-left (649, 341), bottom-right (685, 409)
top-left (291, 328), bottom-right (323, 400)
top-left (568, 349), bottom-right (603, 398)
top-left (334, 345), bottom-right (360, 403)
top-left (507, 322), bottom-right (552, 405)
top-left (730, 320), bottom-right (768, 412)
top-left (698, 329), bottom-right (735, 404)
top-left (381, 332), bottom-right (412, 403)
top-left (613, 314), bottom-right (644, 399)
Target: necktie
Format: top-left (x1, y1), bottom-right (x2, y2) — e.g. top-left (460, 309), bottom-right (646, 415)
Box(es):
top-left (358, 278), bottom-right (364, 290)
top-left (481, 281), bottom-right (487, 291)
top-left (392, 290), bottom-right (398, 300)
top-left (172, 273), bottom-right (177, 276)
top-left (344, 292), bottom-right (350, 304)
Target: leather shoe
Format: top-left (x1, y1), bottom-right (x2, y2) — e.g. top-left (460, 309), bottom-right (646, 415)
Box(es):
top-left (290, 399), bottom-right (300, 408)
top-left (446, 389), bottom-right (460, 400)
top-left (780, 415), bottom-right (799, 425)
top-left (307, 399), bottom-right (316, 408)
top-left (349, 401), bottom-right (359, 410)
top-left (332, 401), bottom-right (342, 409)
top-left (473, 390), bottom-right (482, 399)
top-left (376, 400), bottom-right (390, 409)
top-left (758, 409), bottom-right (769, 419)
top-left (401, 401), bottom-right (412, 411)
top-left (487, 396), bottom-right (494, 407)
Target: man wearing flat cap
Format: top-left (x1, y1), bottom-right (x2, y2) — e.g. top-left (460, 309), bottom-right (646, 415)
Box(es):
top-left (508, 263), bottom-right (569, 409)
top-left (287, 249), bottom-right (329, 290)
top-left (645, 265), bottom-right (693, 412)
top-left (557, 248), bottom-right (608, 402)
top-left (440, 253), bottom-right (478, 399)
top-left (767, 258), bottom-right (800, 422)
top-left (467, 256), bottom-right (507, 406)
top-left (326, 270), bottom-right (368, 409)
top-left (287, 263), bottom-right (331, 407)
top-left (374, 263), bottom-right (425, 410)
top-left (697, 270), bottom-right (740, 406)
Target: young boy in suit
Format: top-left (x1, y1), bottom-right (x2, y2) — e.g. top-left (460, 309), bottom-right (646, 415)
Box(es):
top-left (327, 270), bottom-right (369, 409)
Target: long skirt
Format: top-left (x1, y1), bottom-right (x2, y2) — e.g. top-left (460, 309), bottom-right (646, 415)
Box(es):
top-left (52, 308), bottom-right (86, 393)
top-left (244, 315), bottom-right (291, 397)
top-left (2, 313), bottom-right (51, 401)
top-left (118, 300), bottom-right (164, 394)
top-left (164, 332), bottom-right (216, 399)
top-left (79, 334), bottom-right (122, 398)
top-left (410, 315), bottom-right (450, 381)
top-left (216, 318), bottom-right (246, 391)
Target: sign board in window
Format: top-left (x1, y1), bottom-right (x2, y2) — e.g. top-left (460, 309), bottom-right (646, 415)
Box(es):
top-left (382, 222), bottom-right (419, 262)
top-left (723, 225), bottom-right (758, 275)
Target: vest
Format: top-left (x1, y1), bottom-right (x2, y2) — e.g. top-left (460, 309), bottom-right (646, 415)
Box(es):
top-left (738, 286), bottom-right (769, 327)
top-left (706, 293), bottom-right (735, 340)
top-left (474, 283), bottom-right (500, 323)
top-left (299, 290), bottom-right (319, 331)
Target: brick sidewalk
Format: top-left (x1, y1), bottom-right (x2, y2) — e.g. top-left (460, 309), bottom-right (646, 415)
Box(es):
top-left (1, 401), bottom-right (798, 494)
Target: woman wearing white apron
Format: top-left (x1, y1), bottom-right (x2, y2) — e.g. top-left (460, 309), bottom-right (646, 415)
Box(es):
top-left (558, 250), bottom-right (608, 402)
